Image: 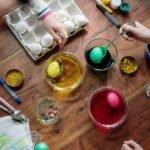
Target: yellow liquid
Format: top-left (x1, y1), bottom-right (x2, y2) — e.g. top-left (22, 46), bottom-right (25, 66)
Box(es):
top-left (45, 53), bottom-right (83, 91)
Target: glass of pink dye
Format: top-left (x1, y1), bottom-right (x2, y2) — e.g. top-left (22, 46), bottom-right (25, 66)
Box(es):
top-left (88, 87), bottom-right (128, 133)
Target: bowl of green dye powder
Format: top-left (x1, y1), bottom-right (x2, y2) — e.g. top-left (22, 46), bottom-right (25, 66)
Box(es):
top-left (84, 38), bottom-right (118, 72)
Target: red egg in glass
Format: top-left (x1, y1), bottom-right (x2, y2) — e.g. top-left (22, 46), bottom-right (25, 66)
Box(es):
top-left (107, 92), bottom-right (120, 109)
top-left (88, 87), bottom-right (128, 133)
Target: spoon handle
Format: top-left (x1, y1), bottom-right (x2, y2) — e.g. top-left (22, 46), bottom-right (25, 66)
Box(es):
top-left (0, 97), bottom-right (16, 112)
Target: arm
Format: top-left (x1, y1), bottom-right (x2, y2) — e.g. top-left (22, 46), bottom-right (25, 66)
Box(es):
top-left (121, 140), bottom-right (143, 150)
top-left (119, 21), bottom-right (150, 44)
top-left (0, 0), bottom-right (68, 46)
top-left (0, 0), bottom-right (20, 16)
top-left (29, 0), bottom-right (68, 46)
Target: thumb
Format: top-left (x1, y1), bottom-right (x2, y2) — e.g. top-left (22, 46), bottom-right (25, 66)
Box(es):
top-left (122, 25), bottom-right (137, 35)
top-left (122, 144), bottom-right (133, 150)
top-left (50, 29), bottom-right (62, 45)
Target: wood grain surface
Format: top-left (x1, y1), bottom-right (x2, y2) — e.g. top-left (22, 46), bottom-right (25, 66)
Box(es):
top-left (0, 0), bottom-right (150, 149)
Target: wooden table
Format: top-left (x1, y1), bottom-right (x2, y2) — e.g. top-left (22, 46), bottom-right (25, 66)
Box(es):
top-left (1, 0), bottom-right (150, 149)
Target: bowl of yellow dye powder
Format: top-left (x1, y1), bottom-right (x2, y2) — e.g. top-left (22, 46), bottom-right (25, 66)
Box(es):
top-left (45, 52), bottom-right (84, 92)
top-left (5, 69), bottom-right (24, 87)
top-left (120, 56), bottom-right (138, 75)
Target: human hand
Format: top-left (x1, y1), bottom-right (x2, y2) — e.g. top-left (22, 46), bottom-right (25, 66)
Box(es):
top-left (121, 140), bottom-right (143, 150)
top-left (119, 21), bottom-right (150, 44)
top-left (42, 14), bottom-right (68, 47)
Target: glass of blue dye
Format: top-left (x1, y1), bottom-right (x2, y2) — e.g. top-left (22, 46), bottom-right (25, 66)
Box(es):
top-left (84, 38), bottom-right (118, 72)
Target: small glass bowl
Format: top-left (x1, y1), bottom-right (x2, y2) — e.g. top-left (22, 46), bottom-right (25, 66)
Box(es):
top-left (120, 56), bottom-right (138, 75)
top-left (44, 52), bottom-right (84, 92)
top-left (5, 69), bottom-right (24, 88)
top-left (84, 38), bottom-right (118, 72)
top-left (35, 97), bottom-right (60, 125)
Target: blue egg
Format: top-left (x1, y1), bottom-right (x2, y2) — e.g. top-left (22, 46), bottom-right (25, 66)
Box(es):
top-left (89, 47), bottom-right (104, 64)
top-left (35, 142), bottom-right (49, 150)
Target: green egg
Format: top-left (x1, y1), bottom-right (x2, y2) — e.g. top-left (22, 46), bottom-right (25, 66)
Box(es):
top-left (89, 47), bottom-right (104, 64)
top-left (35, 143), bottom-right (49, 150)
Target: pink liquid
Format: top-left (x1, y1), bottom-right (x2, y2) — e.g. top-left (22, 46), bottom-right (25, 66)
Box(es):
top-left (90, 89), bottom-right (127, 132)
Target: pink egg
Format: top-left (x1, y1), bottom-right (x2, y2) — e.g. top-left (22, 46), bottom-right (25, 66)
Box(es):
top-left (107, 92), bottom-right (120, 109)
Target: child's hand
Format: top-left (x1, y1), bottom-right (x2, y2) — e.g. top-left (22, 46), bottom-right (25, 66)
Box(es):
top-left (43, 14), bottom-right (68, 47)
top-left (119, 21), bottom-right (150, 44)
top-left (121, 140), bottom-right (143, 150)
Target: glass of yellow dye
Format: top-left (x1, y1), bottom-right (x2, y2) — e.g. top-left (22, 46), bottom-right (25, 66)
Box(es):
top-left (45, 52), bottom-right (84, 92)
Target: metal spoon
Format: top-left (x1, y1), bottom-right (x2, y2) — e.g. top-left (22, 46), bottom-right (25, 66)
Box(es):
top-left (0, 97), bottom-right (27, 123)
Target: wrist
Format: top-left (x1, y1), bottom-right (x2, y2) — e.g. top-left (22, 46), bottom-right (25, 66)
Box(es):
top-left (141, 29), bottom-right (150, 44)
top-left (37, 7), bottom-right (52, 20)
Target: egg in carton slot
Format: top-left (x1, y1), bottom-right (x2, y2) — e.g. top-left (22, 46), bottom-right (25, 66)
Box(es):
top-left (3, 0), bottom-right (90, 61)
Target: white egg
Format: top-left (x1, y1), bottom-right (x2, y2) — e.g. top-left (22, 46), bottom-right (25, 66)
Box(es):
top-left (15, 21), bottom-right (27, 35)
top-left (63, 20), bottom-right (75, 33)
top-left (41, 34), bottom-right (53, 47)
top-left (28, 43), bottom-right (42, 55)
top-left (55, 10), bottom-right (69, 22)
top-left (73, 15), bottom-right (88, 27)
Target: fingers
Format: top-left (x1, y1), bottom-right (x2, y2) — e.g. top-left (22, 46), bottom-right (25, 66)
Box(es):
top-left (123, 25), bottom-right (137, 35)
top-left (59, 31), bottom-right (68, 47)
top-left (46, 28), bottom-right (68, 46)
top-left (134, 21), bottom-right (145, 28)
top-left (57, 27), bottom-right (68, 47)
top-left (122, 144), bottom-right (133, 150)
top-left (124, 140), bottom-right (143, 150)
top-left (42, 14), bottom-right (68, 46)
top-left (50, 29), bottom-right (62, 45)
top-left (120, 23), bottom-right (137, 35)
top-left (119, 23), bottom-right (138, 41)
top-left (119, 28), bottom-right (135, 41)
top-left (50, 26), bottom-right (68, 47)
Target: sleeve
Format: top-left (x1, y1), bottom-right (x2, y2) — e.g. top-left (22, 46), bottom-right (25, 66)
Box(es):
top-left (29, 0), bottom-right (52, 20)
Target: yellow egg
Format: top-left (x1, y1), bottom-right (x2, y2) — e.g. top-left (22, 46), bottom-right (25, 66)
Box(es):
top-left (102, 0), bottom-right (111, 5)
top-left (47, 61), bottom-right (60, 78)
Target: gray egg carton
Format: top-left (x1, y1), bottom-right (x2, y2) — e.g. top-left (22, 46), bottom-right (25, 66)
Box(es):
top-left (3, 0), bottom-right (90, 61)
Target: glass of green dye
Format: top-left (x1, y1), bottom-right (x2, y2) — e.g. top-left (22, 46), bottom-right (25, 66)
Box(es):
top-left (84, 38), bottom-right (118, 72)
